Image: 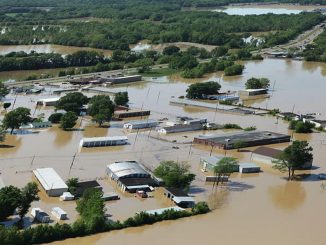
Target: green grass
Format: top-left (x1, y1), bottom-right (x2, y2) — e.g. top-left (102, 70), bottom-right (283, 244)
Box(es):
top-left (136, 68), bottom-right (177, 77)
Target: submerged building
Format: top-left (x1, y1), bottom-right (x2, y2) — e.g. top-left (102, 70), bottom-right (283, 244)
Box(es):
top-left (80, 136), bottom-right (128, 147)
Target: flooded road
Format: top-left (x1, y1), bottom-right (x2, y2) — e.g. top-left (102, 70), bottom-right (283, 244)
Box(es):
top-left (1, 58), bottom-right (326, 244)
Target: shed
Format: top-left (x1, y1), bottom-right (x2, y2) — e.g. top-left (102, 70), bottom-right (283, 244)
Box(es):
top-left (164, 187), bottom-right (195, 208)
top-left (36, 97), bottom-right (60, 106)
top-left (60, 192), bottom-right (75, 201)
top-left (123, 119), bottom-right (159, 130)
top-left (239, 163), bottom-right (260, 173)
top-left (20, 121), bottom-right (52, 129)
top-left (51, 207), bottom-right (67, 220)
top-left (239, 89), bottom-right (268, 97)
top-left (31, 208), bottom-right (50, 223)
top-left (33, 168), bottom-right (68, 197)
top-left (80, 136), bottom-right (128, 147)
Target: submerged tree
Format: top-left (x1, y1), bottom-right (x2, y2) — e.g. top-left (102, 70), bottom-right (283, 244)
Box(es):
top-left (2, 107), bottom-right (31, 134)
top-left (0, 186), bottom-right (21, 221)
top-left (56, 92), bottom-right (88, 113)
top-left (114, 92), bottom-right (129, 107)
top-left (88, 95), bottom-right (115, 126)
top-left (213, 157), bottom-right (238, 188)
top-left (245, 77), bottom-right (270, 89)
top-left (60, 111), bottom-right (78, 130)
top-left (17, 182), bottom-right (39, 221)
top-left (272, 141), bottom-right (313, 181)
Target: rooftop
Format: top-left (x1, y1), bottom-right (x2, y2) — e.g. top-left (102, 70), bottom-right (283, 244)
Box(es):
top-left (37, 97), bottom-right (60, 103)
top-left (124, 119), bottom-right (158, 125)
top-left (114, 109), bottom-right (150, 115)
top-left (239, 162), bottom-right (260, 168)
top-left (253, 147), bottom-right (282, 158)
top-left (165, 187), bottom-right (189, 197)
top-left (118, 177), bottom-right (156, 187)
top-left (33, 168), bottom-right (68, 191)
top-left (143, 206), bottom-right (185, 215)
top-left (107, 161), bottom-right (149, 179)
top-left (81, 136), bottom-right (128, 143)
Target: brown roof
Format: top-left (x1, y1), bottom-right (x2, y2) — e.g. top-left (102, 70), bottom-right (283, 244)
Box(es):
top-left (253, 147), bottom-right (282, 158)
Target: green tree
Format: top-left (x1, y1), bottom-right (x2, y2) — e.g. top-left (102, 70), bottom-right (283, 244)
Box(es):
top-left (272, 141), bottom-right (313, 180)
top-left (48, 112), bottom-right (63, 123)
top-left (66, 178), bottom-right (79, 195)
top-left (60, 112), bottom-right (78, 130)
top-left (3, 102), bottom-right (11, 110)
top-left (17, 182), bottom-right (39, 221)
top-left (88, 95), bottom-right (115, 126)
top-left (114, 92), bottom-right (129, 107)
top-left (233, 140), bottom-right (247, 151)
top-left (2, 107), bottom-right (31, 134)
top-left (134, 58), bottom-right (153, 73)
top-left (0, 186), bottom-right (21, 221)
top-left (245, 77), bottom-right (270, 89)
top-left (163, 45), bottom-right (180, 56)
top-left (213, 157), bottom-right (238, 187)
top-left (0, 126), bottom-right (6, 142)
top-left (186, 81), bottom-right (221, 99)
top-left (211, 46), bottom-right (228, 57)
top-left (56, 92), bottom-right (88, 113)
top-left (154, 161), bottom-right (195, 191)
top-left (0, 81), bottom-right (9, 99)
top-left (224, 64), bottom-right (244, 76)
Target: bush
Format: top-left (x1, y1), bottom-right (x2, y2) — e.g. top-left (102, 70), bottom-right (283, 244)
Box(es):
top-left (243, 126), bottom-right (256, 131)
top-left (223, 123), bottom-right (242, 129)
top-left (224, 64), bottom-right (244, 76)
top-left (192, 202), bottom-right (210, 214)
top-left (48, 113), bottom-right (63, 123)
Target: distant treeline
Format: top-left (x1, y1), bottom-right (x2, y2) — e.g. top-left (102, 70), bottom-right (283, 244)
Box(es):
top-left (303, 30), bottom-right (326, 62)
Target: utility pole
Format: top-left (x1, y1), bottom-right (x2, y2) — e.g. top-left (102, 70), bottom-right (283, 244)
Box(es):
top-left (68, 153), bottom-right (77, 178)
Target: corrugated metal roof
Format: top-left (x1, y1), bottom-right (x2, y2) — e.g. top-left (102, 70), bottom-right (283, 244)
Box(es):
top-left (107, 161), bottom-right (149, 178)
top-left (81, 136), bottom-right (128, 143)
top-left (33, 168), bottom-right (68, 191)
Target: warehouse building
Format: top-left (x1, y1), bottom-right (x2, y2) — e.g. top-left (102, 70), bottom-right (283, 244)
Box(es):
top-left (33, 168), bottom-right (68, 197)
top-left (114, 109), bottom-right (151, 119)
top-left (99, 75), bottom-right (142, 85)
top-left (239, 89), bottom-right (268, 97)
top-left (252, 146), bottom-right (312, 169)
top-left (158, 123), bottom-right (203, 134)
top-left (123, 119), bottom-right (159, 130)
top-left (80, 136), bottom-right (128, 147)
top-left (200, 155), bottom-right (239, 172)
top-left (36, 97), bottom-right (60, 106)
top-left (193, 131), bottom-right (290, 150)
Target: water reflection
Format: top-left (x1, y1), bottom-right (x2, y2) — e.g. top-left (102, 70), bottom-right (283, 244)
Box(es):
top-left (268, 182), bottom-right (306, 210)
top-left (49, 126), bottom-right (74, 147)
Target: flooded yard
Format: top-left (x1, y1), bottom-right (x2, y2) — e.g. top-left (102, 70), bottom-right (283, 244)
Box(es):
top-left (1, 58), bottom-right (326, 244)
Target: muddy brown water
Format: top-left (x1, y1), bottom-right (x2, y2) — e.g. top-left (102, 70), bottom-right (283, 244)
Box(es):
top-left (1, 58), bottom-right (326, 244)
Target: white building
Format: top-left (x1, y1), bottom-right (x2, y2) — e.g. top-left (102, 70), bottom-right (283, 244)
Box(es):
top-left (239, 163), bottom-right (260, 173)
top-left (123, 119), bottom-right (159, 130)
top-left (36, 97), bottom-right (60, 106)
top-left (80, 136), bottom-right (128, 147)
top-left (51, 207), bottom-right (67, 220)
top-left (33, 168), bottom-right (68, 197)
top-left (31, 208), bottom-right (50, 223)
top-left (107, 161), bottom-right (150, 180)
top-left (303, 118), bottom-right (326, 130)
top-left (20, 121), bottom-right (52, 130)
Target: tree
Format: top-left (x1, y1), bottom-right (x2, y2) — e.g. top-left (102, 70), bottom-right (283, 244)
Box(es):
top-left (186, 81), bottom-right (221, 99)
top-left (163, 45), bottom-right (180, 56)
top-left (17, 182), bottom-right (39, 221)
top-left (76, 188), bottom-right (106, 230)
top-left (233, 140), bottom-right (247, 151)
top-left (211, 46), bottom-right (228, 57)
top-left (56, 92), bottom-right (88, 113)
top-left (0, 186), bottom-right (21, 221)
top-left (66, 177), bottom-right (79, 195)
top-left (0, 126), bottom-right (6, 142)
top-left (0, 81), bottom-right (9, 99)
top-left (48, 112), bottom-right (63, 123)
top-left (224, 64), bottom-right (244, 76)
top-left (273, 141), bottom-right (313, 180)
top-left (154, 161), bottom-right (195, 191)
top-left (2, 107), bottom-right (31, 134)
top-left (88, 95), bottom-right (115, 126)
top-left (134, 58), bottom-right (153, 73)
top-left (245, 77), bottom-right (270, 89)
top-left (114, 92), bottom-right (129, 107)
top-left (3, 102), bottom-right (11, 110)
top-left (289, 120), bottom-right (315, 133)
top-left (213, 157), bottom-right (238, 187)
top-left (60, 112), bottom-right (78, 130)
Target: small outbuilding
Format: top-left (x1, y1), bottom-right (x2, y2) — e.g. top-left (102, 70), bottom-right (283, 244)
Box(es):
top-left (239, 89), bottom-right (268, 97)
top-left (31, 208), bottom-right (50, 223)
top-left (123, 119), bottom-right (159, 130)
top-left (51, 207), bottom-right (67, 220)
top-left (33, 168), bottom-right (68, 197)
top-left (239, 163), bottom-right (260, 173)
top-left (36, 97), bottom-right (60, 106)
top-left (164, 187), bottom-right (195, 208)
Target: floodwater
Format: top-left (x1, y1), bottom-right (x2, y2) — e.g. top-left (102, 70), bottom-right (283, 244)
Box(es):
top-left (1, 58), bottom-right (326, 244)
top-left (211, 4), bottom-right (325, 15)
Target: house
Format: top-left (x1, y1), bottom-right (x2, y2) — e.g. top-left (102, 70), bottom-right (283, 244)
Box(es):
top-left (238, 89), bottom-right (268, 97)
top-left (239, 163), bottom-right (260, 173)
top-left (194, 131), bottom-right (291, 150)
top-left (51, 207), bottom-right (67, 220)
top-left (106, 161), bottom-right (156, 192)
top-left (36, 97), bottom-right (60, 106)
top-left (164, 187), bottom-right (195, 208)
top-left (20, 121), bottom-right (52, 129)
top-left (200, 155), bottom-right (239, 172)
top-left (123, 119), bottom-right (159, 130)
top-left (79, 136), bottom-right (128, 147)
top-left (33, 168), bottom-right (68, 197)
top-left (252, 146), bottom-right (312, 169)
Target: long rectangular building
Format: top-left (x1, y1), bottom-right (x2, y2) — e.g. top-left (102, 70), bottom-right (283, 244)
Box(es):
top-left (33, 168), bottom-right (68, 197)
top-left (194, 131), bottom-right (290, 150)
top-left (114, 109), bottom-right (150, 119)
top-left (123, 119), bottom-right (159, 130)
top-left (80, 136), bottom-right (128, 147)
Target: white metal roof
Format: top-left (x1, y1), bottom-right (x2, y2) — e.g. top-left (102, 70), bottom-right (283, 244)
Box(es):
top-left (173, 196), bottom-right (195, 204)
top-left (239, 162), bottom-right (260, 168)
top-left (37, 97), bottom-right (60, 103)
top-left (51, 207), bottom-right (67, 215)
top-left (124, 119), bottom-right (158, 125)
top-left (107, 161), bottom-right (148, 178)
top-left (33, 168), bottom-right (68, 191)
top-left (143, 206), bottom-right (185, 215)
top-left (81, 136), bottom-right (128, 143)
